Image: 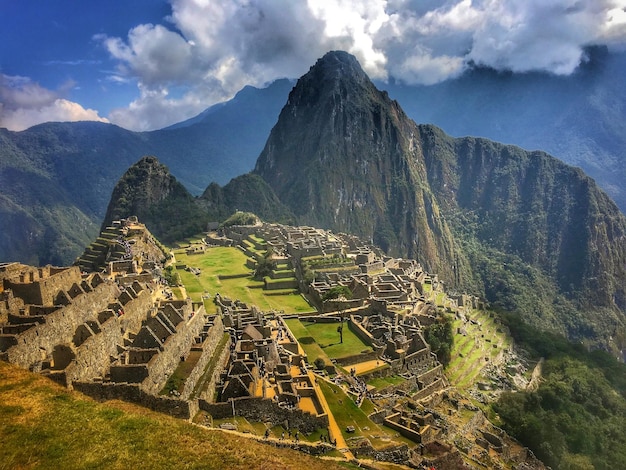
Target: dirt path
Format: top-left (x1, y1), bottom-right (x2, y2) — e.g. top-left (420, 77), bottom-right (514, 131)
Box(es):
top-left (526, 357), bottom-right (544, 392)
top-left (350, 359), bottom-right (383, 375)
top-left (311, 373), bottom-right (354, 460)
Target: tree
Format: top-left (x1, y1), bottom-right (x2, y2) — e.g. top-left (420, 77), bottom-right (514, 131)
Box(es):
top-left (253, 248), bottom-right (276, 280)
top-left (323, 285), bottom-right (352, 301)
top-left (424, 315), bottom-right (454, 366)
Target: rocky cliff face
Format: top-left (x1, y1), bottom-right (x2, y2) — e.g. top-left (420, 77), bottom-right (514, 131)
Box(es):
top-left (102, 156), bottom-right (208, 243)
top-left (254, 51), bottom-right (463, 283)
top-left (253, 51), bottom-right (626, 351)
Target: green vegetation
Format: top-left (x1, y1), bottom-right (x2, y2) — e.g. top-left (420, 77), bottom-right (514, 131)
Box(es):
top-left (174, 247), bottom-right (311, 314)
top-left (298, 320), bottom-right (372, 359)
top-left (322, 285), bottom-right (352, 301)
top-left (0, 361), bottom-right (350, 470)
top-left (191, 333), bottom-right (230, 400)
top-left (446, 308), bottom-right (510, 389)
top-left (160, 350), bottom-right (202, 395)
top-left (318, 379), bottom-right (413, 449)
top-left (284, 319), bottom-right (331, 365)
top-left (493, 315), bottom-right (626, 469)
top-left (366, 375), bottom-right (405, 390)
top-left (104, 156), bottom-right (210, 244)
top-left (162, 265), bottom-right (181, 286)
top-left (220, 211), bottom-right (259, 227)
top-left (253, 248), bottom-right (276, 280)
top-left (423, 314), bottom-right (454, 367)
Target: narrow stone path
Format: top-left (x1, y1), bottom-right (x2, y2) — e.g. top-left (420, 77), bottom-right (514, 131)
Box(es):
top-left (310, 372), bottom-right (355, 460)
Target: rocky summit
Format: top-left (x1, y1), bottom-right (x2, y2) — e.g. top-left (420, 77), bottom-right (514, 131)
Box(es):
top-left (254, 51), bottom-right (460, 281)
top-left (250, 51), bottom-right (626, 353)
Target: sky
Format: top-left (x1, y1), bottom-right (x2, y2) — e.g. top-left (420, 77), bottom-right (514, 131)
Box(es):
top-left (1, 0), bottom-right (626, 132)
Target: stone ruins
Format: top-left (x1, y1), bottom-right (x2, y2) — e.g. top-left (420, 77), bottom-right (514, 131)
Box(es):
top-left (0, 216), bottom-right (544, 468)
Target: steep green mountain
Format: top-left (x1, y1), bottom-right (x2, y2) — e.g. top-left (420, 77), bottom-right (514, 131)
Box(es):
top-left (197, 173), bottom-right (294, 224)
top-left (251, 51), bottom-right (626, 352)
top-left (419, 126), bottom-right (626, 344)
top-left (0, 80), bottom-right (291, 265)
top-left (102, 156), bottom-right (209, 243)
top-left (254, 51), bottom-right (464, 283)
top-left (383, 46), bottom-right (626, 212)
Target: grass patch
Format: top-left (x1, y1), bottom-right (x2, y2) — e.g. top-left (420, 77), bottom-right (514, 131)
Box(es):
top-left (0, 361), bottom-right (352, 470)
top-left (318, 380), bottom-right (413, 449)
top-left (159, 349), bottom-right (202, 395)
top-left (300, 321), bottom-right (372, 360)
top-left (284, 319), bottom-right (331, 365)
top-left (366, 375), bottom-right (406, 390)
top-left (174, 247), bottom-right (311, 313)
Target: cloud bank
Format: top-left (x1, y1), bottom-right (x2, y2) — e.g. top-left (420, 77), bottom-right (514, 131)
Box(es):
top-left (97, 0), bottom-right (626, 131)
top-left (6, 0), bottom-right (626, 131)
top-left (0, 75), bottom-right (109, 131)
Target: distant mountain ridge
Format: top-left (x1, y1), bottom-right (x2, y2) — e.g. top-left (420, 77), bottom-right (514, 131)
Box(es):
top-left (2, 51), bottom-right (626, 267)
top-left (0, 80), bottom-right (292, 265)
top-left (381, 46), bottom-right (626, 212)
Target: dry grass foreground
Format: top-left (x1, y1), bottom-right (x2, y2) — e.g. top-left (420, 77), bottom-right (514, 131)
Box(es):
top-left (0, 361), bottom-right (354, 470)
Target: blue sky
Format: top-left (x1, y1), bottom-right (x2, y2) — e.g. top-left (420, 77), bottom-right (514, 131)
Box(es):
top-left (1, 0), bottom-right (625, 132)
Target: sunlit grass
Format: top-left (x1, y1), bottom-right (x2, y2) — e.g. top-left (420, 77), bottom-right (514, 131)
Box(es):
top-left (0, 362), bottom-right (352, 470)
top-left (300, 321), bottom-right (372, 359)
top-left (318, 380), bottom-right (414, 449)
top-left (173, 247), bottom-right (312, 314)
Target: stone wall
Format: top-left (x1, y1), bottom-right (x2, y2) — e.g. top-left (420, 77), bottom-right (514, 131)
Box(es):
top-left (383, 413), bottom-right (424, 443)
top-left (348, 317), bottom-right (376, 347)
top-left (412, 378), bottom-right (446, 401)
top-left (200, 336), bottom-right (231, 402)
top-left (264, 278), bottom-right (298, 290)
top-left (73, 381), bottom-right (197, 420)
top-left (64, 313), bottom-right (124, 385)
top-left (199, 396), bottom-right (329, 433)
top-left (334, 351), bottom-right (380, 367)
top-left (117, 287), bottom-right (155, 336)
top-left (6, 280), bottom-right (119, 369)
top-left (350, 442), bottom-right (411, 464)
top-left (4, 266), bottom-right (82, 306)
top-left (180, 316), bottom-right (224, 400)
top-left (139, 302), bottom-right (207, 394)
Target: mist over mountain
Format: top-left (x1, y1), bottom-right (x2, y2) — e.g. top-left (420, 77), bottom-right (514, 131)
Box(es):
top-left (381, 46), bottom-right (626, 212)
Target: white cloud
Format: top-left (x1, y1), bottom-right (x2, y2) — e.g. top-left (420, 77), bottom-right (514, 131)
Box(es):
top-left (96, 0), bottom-right (626, 131)
top-left (0, 75), bottom-right (109, 131)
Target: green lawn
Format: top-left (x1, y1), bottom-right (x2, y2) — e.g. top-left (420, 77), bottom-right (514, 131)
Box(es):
top-left (284, 319), bottom-right (332, 365)
top-left (300, 321), bottom-right (372, 359)
top-left (318, 380), bottom-right (415, 449)
top-left (366, 374), bottom-right (405, 390)
top-left (173, 247), bottom-right (312, 314)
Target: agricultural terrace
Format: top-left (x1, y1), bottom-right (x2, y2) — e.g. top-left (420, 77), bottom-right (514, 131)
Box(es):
top-left (447, 308), bottom-right (512, 390)
top-left (173, 246), bottom-right (312, 314)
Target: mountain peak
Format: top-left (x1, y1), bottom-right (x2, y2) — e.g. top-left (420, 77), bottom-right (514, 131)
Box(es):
top-left (285, 51), bottom-right (373, 109)
top-left (312, 50), bottom-right (367, 80)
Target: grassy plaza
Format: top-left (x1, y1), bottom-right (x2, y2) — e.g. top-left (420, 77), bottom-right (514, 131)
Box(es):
top-left (173, 246), bottom-right (313, 314)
